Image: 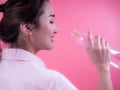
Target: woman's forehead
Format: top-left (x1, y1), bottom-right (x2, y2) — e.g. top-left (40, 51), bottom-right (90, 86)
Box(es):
top-left (43, 1), bottom-right (55, 16)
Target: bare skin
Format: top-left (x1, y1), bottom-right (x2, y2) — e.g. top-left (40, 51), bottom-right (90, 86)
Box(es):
top-left (87, 32), bottom-right (113, 90)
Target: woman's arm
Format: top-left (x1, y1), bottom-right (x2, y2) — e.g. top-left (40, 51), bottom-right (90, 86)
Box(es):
top-left (97, 67), bottom-right (113, 90)
top-left (87, 32), bottom-right (113, 90)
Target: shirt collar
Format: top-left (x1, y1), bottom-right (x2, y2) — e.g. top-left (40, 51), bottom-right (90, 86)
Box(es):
top-left (2, 48), bottom-right (45, 67)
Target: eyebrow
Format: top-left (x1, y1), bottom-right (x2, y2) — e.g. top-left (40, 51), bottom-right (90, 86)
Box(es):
top-left (49, 14), bottom-right (55, 17)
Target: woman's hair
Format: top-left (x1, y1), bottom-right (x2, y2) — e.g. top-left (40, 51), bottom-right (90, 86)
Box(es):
top-left (0, 0), bottom-right (49, 43)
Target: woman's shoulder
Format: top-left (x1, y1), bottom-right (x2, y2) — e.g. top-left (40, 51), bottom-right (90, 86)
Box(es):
top-left (43, 69), bottom-right (78, 90)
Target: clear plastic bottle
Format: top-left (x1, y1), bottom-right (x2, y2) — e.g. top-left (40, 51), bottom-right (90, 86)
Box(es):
top-left (71, 29), bottom-right (120, 69)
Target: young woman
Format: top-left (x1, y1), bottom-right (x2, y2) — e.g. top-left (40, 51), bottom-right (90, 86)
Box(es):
top-left (0, 0), bottom-right (113, 90)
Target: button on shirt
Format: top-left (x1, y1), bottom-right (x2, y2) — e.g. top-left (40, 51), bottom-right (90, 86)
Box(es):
top-left (0, 48), bottom-right (78, 90)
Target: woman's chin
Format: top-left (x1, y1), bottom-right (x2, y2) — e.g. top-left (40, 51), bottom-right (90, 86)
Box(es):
top-left (47, 46), bottom-right (54, 50)
top-left (42, 44), bottom-right (54, 50)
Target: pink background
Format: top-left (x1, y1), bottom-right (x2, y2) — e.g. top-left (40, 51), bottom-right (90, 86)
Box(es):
top-left (1, 0), bottom-right (120, 90)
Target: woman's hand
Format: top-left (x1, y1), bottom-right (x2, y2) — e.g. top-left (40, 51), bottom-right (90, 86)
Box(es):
top-left (86, 32), bottom-right (113, 90)
top-left (86, 32), bottom-right (111, 71)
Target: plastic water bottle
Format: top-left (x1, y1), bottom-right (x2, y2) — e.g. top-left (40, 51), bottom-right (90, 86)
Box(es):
top-left (71, 29), bottom-right (120, 69)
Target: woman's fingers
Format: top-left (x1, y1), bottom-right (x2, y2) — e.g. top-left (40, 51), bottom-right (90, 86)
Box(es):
top-left (102, 38), bottom-right (106, 49)
top-left (96, 36), bottom-right (101, 50)
top-left (87, 31), bottom-right (111, 66)
top-left (88, 31), bottom-right (94, 48)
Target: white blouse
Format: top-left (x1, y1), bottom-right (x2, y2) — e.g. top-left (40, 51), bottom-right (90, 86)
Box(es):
top-left (0, 48), bottom-right (78, 90)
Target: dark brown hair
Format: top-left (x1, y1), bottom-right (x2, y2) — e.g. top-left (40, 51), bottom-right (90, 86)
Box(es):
top-left (0, 0), bottom-right (49, 43)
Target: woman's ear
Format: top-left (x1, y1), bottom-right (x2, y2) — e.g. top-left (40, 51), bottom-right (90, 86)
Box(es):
top-left (19, 23), bottom-right (33, 35)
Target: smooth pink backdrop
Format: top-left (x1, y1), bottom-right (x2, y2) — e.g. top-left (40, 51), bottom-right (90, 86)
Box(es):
top-left (0, 0), bottom-right (120, 90)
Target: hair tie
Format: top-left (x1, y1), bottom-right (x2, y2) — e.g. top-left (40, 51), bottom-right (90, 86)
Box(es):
top-left (0, 4), bottom-right (5, 12)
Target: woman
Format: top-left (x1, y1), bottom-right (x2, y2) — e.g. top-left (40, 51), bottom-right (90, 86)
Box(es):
top-left (0, 0), bottom-right (113, 90)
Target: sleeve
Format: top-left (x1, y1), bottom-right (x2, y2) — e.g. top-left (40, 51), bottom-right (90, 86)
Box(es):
top-left (51, 72), bottom-right (78, 90)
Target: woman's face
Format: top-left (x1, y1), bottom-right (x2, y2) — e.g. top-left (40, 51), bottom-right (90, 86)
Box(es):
top-left (30, 1), bottom-right (58, 52)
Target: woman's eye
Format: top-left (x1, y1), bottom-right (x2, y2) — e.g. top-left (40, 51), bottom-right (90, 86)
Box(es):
top-left (50, 21), bottom-right (54, 24)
